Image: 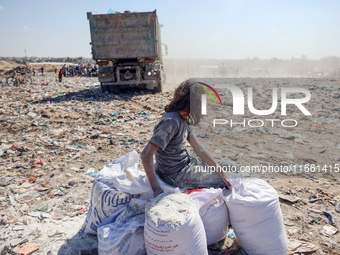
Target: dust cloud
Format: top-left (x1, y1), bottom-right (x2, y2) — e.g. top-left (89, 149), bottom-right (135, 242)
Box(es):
top-left (162, 57), bottom-right (340, 91)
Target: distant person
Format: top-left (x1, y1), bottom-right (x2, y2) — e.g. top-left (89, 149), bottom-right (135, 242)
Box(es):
top-left (55, 68), bottom-right (57, 74)
top-left (58, 69), bottom-right (63, 82)
top-left (62, 64), bottom-right (67, 77)
top-left (41, 67), bottom-right (44, 76)
top-left (75, 65), bottom-right (80, 76)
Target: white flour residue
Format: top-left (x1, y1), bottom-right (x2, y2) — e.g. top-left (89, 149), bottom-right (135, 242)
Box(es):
top-left (147, 192), bottom-right (194, 228)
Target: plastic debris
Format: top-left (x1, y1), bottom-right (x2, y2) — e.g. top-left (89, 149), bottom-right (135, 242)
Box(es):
top-left (71, 207), bottom-right (88, 217)
top-left (320, 224), bottom-right (339, 237)
top-left (20, 176), bottom-right (37, 185)
top-left (315, 84), bottom-right (330, 88)
top-left (335, 201), bottom-right (340, 213)
top-left (86, 168), bottom-right (97, 177)
top-left (228, 231), bottom-right (236, 239)
top-left (32, 157), bottom-right (43, 168)
top-left (323, 211), bottom-right (336, 225)
top-left (309, 217), bottom-right (322, 225)
top-left (34, 204), bottom-right (48, 212)
top-left (11, 243), bottom-right (39, 255)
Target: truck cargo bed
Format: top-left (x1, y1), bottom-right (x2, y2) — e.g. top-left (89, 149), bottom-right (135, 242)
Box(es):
top-left (87, 11), bottom-right (161, 60)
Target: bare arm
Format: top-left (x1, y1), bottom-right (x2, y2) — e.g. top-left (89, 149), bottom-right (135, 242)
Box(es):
top-left (188, 137), bottom-right (231, 187)
top-left (141, 142), bottom-right (164, 197)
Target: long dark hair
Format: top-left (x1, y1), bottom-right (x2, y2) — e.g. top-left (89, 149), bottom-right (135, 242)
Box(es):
top-left (164, 79), bottom-right (203, 125)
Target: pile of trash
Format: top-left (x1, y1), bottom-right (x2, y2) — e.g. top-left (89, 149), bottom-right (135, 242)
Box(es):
top-left (0, 72), bottom-right (339, 254)
top-left (0, 72), bottom-right (172, 254)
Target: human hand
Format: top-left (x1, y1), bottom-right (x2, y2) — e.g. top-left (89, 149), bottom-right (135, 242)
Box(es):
top-left (223, 178), bottom-right (231, 189)
top-left (153, 187), bottom-right (165, 198)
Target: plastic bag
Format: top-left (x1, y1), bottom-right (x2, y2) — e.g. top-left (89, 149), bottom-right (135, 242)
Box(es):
top-left (2, 206), bottom-right (21, 224)
top-left (82, 150), bottom-right (151, 234)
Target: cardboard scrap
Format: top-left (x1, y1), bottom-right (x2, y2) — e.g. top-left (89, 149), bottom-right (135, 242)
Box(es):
top-left (279, 193), bottom-right (300, 203)
top-left (288, 239), bottom-right (320, 254)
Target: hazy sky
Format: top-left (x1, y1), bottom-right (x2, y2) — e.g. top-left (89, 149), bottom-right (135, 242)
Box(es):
top-left (0, 0), bottom-right (339, 59)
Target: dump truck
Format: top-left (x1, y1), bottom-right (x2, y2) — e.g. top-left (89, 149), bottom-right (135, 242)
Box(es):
top-left (87, 10), bottom-right (166, 93)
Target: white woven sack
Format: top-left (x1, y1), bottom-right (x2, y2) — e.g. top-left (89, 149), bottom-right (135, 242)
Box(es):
top-left (144, 192), bottom-right (208, 255)
top-left (224, 178), bottom-right (288, 255)
top-left (82, 150), bottom-right (151, 234)
top-left (188, 188), bottom-right (229, 245)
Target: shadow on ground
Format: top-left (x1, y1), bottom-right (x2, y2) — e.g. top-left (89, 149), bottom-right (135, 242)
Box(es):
top-left (57, 230), bottom-right (98, 255)
top-left (33, 87), bottom-right (158, 104)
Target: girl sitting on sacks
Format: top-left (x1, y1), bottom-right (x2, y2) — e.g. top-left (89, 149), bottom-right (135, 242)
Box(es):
top-left (141, 79), bottom-right (235, 198)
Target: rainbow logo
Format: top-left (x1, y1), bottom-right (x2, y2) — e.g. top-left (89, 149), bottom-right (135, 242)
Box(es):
top-left (197, 82), bottom-right (222, 115)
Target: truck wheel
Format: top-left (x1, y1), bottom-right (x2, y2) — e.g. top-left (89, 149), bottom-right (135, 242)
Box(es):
top-left (109, 86), bottom-right (120, 94)
top-left (154, 70), bottom-right (165, 93)
top-left (154, 82), bottom-right (163, 93)
top-left (101, 85), bottom-right (109, 93)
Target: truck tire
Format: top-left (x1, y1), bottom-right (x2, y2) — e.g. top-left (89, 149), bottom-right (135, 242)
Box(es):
top-left (155, 81), bottom-right (163, 93)
top-left (154, 70), bottom-right (165, 93)
top-left (101, 84), bottom-right (109, 93)
top-left (109, 86), bottom-right (120, 94)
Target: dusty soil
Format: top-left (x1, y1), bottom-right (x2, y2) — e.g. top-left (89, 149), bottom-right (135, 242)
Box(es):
top-left (0, 66), bottom-right (339, 254)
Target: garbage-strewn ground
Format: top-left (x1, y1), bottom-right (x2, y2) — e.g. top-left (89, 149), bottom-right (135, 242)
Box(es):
top-left (0, 63), bottom-right (339, 254)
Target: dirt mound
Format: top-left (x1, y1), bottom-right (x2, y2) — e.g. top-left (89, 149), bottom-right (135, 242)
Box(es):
top-left (0, 60), bottom-right (23, 74)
